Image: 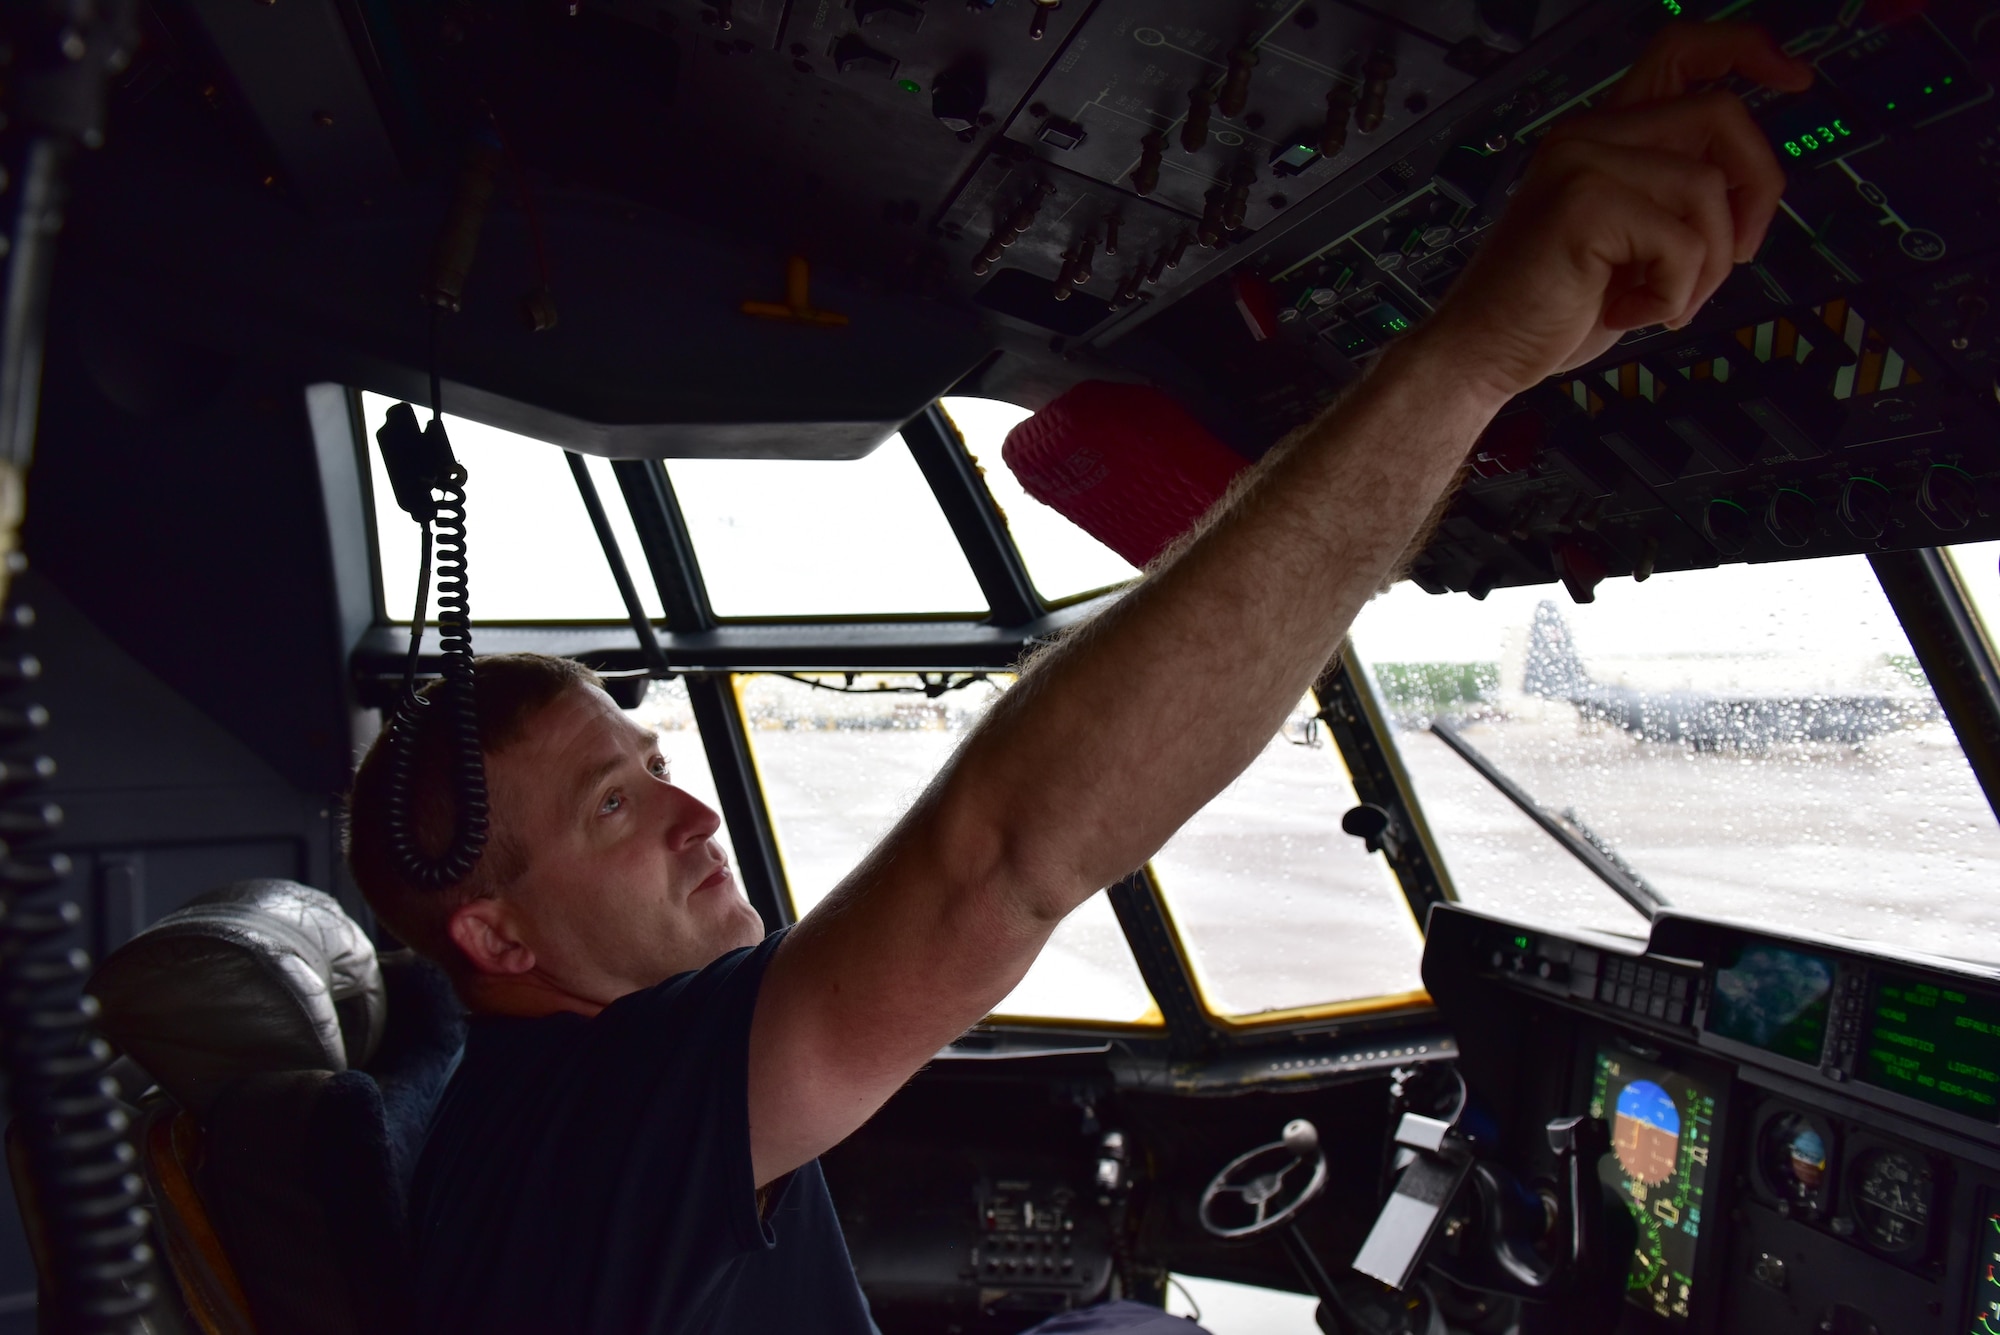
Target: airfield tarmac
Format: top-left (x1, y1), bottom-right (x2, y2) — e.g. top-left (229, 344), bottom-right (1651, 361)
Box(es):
top-left (649, 688), bottom-right (2000, 1026)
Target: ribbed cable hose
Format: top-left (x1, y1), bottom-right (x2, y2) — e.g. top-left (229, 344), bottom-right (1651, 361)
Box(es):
top-left (384, 467), bottom-right (489, 887)
top-left (0, 590), bottom-right (157, 1330)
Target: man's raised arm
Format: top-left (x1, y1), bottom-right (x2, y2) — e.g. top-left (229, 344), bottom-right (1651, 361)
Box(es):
top-left (747, 23), bottom-right (1812, 1187)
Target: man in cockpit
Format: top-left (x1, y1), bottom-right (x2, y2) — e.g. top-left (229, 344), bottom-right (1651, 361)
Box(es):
top-left (345, 24), bottom-right (1812, 1333)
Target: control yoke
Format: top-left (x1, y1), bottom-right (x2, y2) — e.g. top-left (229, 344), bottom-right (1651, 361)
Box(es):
top-left (1198, 1119), bottom-right (1363, 1333)
top-left (1352, 1105), bottom-right (1636, 1335)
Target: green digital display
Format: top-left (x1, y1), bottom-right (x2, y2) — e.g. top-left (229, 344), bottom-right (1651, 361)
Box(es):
top-left (1861, 975), bottom-right (2000, 1119)
top-left (1360, 301), bottom-right (1411, 338)
top-left (1591, 1050), bottom-right (1715, 1323)
top-left (1756, 90), bottom-right (1871, 168)
top-left (1780, 117), bottom-right (1853, 159)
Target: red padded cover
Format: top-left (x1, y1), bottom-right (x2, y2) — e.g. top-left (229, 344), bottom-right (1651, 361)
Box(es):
top-left (1000, 381), bottom-right (1248, 569)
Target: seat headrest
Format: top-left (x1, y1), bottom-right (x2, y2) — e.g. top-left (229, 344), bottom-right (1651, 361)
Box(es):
top-left (90, 879), bottom-right (386, 1116)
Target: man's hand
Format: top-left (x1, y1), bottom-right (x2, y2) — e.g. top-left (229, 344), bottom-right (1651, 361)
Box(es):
top-left (1427, 23), bottom-right (1812, 406)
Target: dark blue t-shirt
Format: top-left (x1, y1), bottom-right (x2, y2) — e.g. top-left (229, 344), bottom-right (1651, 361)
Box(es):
top-left (409, 930), bottom-right (876, 1333)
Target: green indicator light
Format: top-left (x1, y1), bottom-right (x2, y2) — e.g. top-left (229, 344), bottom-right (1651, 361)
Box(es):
top-left (1923, 84), bottom-right (1934, 95)
top-left (1660, 0), bottom-right (1682, 13)
top-left (1886, 101), bottom-right (1897, 110)
top-left (897, 78), bottom-right (921, 94)
top-left (1514, 935), bottom-right (1531, 949)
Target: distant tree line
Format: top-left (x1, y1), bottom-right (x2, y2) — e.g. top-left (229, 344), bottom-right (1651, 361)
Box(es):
top-left (1369, 662), bottom-right (1500, 721)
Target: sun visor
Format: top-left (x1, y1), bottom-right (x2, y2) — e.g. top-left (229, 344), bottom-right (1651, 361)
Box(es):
top-left (1001, 381), bottom-right (1249, 568)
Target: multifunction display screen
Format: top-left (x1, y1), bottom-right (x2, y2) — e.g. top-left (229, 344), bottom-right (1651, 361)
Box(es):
top-left (1590, 1049), bottom-right (1716, 1322)
top-left (1862, 975), bottom-right (2000, 1119)
top-left (1708, 942), bottom-right (1836, 1064)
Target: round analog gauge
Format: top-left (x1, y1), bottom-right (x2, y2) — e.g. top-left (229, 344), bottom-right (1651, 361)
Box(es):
top-left (1759, 1113), bottom-right (1832, 1211)
top-left (1850, 1147), bottom-right (1932, 1254)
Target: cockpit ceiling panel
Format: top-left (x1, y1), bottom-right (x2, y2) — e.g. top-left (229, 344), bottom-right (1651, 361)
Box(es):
top-left (115, 0), bottom-right (2000, 540)
top-left (80, 135), bottom-right (987, 457)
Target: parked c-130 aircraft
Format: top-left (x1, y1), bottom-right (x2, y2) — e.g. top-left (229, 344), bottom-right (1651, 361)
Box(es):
top-left (1519, 599), bottom-right (1936, 749)
top-left (2, 1), bottom-right (2000, 1334)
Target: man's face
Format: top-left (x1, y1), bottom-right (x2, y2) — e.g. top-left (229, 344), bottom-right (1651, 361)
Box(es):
top-left (476, 683), bottom-right (765, 1005)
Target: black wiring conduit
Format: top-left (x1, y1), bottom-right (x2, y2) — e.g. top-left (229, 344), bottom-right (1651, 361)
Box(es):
top-left (0, 0), bottom-right (165, 1323)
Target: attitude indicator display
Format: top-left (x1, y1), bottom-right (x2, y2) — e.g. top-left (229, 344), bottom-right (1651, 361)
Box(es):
top-left (1591, 1049), bottom-right (1716, 1323)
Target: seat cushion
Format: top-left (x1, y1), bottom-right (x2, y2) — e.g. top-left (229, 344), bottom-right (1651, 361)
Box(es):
top-left (90, 880), bottom-right (386, 1117)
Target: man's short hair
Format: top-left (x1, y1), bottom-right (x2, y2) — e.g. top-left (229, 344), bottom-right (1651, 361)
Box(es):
top-left (346, 653), bottom-right (603, 978)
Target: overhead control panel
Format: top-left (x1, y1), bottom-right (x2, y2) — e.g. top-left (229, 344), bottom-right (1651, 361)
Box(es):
top-left (147, 0), bottom-right (2000, 511)
top-left (1096, 0), bottom-right (2000, 596)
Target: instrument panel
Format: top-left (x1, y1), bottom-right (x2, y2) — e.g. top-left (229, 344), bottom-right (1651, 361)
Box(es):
top-left (1423, 904), bottom-right (2000, 1334)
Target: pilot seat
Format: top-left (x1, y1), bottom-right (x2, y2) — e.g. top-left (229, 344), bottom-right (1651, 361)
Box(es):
top-left (17, 879), bottom-right (467, 1334)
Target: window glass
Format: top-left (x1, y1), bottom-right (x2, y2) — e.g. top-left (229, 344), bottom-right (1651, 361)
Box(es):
top-left (941, 397), bottom-right (1141, 603)
top-left (623, 678), bottom-right (735, 874)
top-left (1948, 541), bottom-right (2000, 651)
top-left (362, 392), bottom-right (663, 623)
top-left (665, 441), bottom-right (985, 618)
top-left (1349, 559), bottom-right (2000, 962)
top-left (738, 672), bottom-right (1157, 1025)
top-left (1149, 696), bottom-right (1427, 1018)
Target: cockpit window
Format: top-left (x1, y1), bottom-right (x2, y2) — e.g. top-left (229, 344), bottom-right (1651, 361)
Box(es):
top-left (362, 393), bottom-right (664, 623)
top-left (1148, 695), bottom-right (1428, 1020)
top-left (1946, 540), bottom-right (2000, 656)
top-left (736, 672), bottom-right (1158, 1026)
top-left (939, 397), bottom-right (1140, 605)
top-left (1349, 558), bottom-right (2000, 962)
top-left (665, 440), bottom-right (987, 618)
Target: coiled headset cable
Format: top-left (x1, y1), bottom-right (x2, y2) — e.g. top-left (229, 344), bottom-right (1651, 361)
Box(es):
top-left (374, 364), bottom-right (488, 887)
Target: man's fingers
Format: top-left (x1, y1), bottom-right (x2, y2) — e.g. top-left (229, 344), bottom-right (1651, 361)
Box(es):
top-left (1539, 139), bottom-right (1735, 323)
top-left (1695, 92), bottom-right (1792, 262)
top-left (1554, 92), bottom-right (1790, 264)
top-left (1571, 181), bottom-right (1708, 332)
top-left (1608, 21), bottom-right (1814, 107)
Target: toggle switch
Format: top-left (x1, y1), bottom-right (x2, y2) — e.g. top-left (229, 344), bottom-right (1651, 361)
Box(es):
top-left (1321, 85), bottom-right (1353, 156)
top-left (832, 34), bottom-right (898, 77)
top-left (1131, 133), bottom-right (1163, 195)
top-left (856, 0), bottom-right (923, 30)
top-left (932, 66), bottom-right (985, 132)
top-left (1182, 87), bottom-right (1214, 153)
top-left (1356, 51), bottom-right (1395, 132)
top-left (1217, 47), bottom-right (1258, 118)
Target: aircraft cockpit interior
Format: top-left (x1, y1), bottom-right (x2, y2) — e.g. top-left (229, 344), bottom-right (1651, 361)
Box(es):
top-left (2, 0), bottom-right (2000, 1330)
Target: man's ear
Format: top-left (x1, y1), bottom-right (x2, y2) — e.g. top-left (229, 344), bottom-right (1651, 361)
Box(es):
top-left (448, 898), bottom-right (537, 977)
